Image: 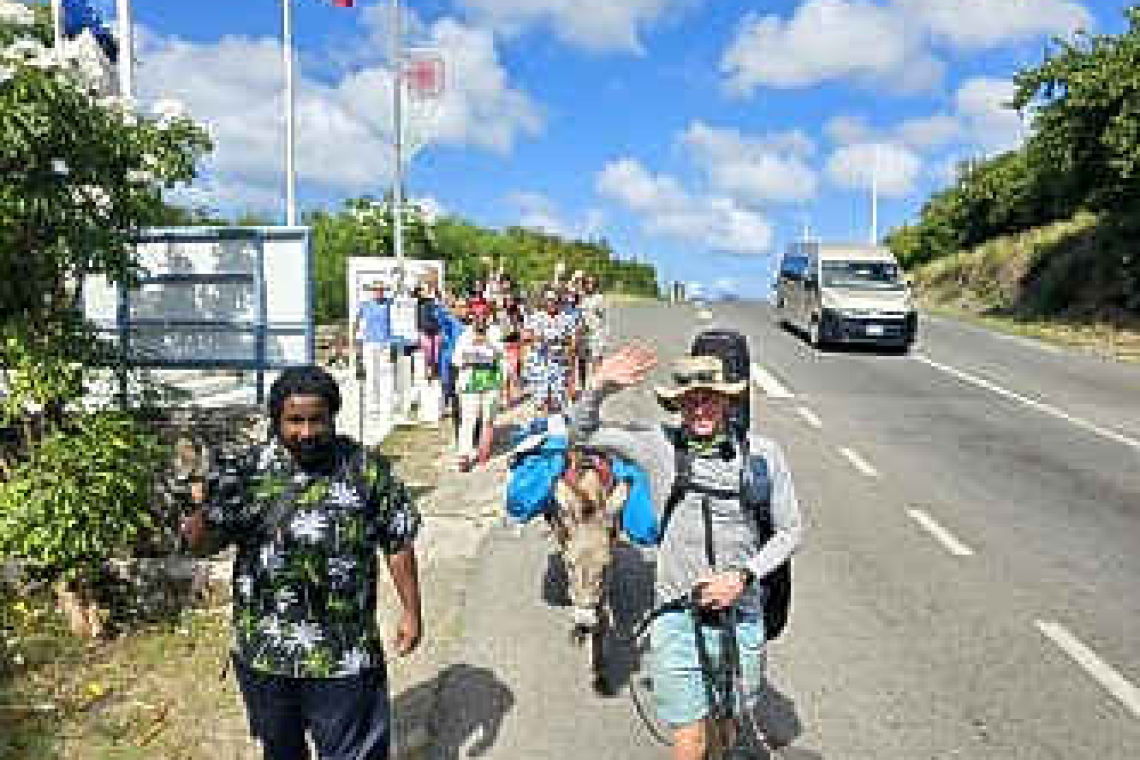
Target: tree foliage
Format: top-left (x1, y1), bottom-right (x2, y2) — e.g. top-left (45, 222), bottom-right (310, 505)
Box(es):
top-left (887, 6), bottom-right (1140, 313)
top-left (0, 2), bottom-right (211, 587)
top-left (309, 198), bottom-right (658, 322)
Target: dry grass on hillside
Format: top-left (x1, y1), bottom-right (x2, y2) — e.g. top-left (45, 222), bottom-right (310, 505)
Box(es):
top-left (913, 212), bottom-right (1140, 362)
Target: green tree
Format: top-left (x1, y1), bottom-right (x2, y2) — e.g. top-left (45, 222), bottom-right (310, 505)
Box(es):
top-left (0, 3), bottom-right (211, 607)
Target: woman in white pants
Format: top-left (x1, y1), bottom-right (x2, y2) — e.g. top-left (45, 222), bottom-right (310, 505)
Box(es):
top-left (453, 316), bottom-right (503, 472)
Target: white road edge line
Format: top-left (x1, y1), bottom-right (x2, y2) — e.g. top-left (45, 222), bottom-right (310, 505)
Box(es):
top-left (796, 406), bottom-right (823, 429)
top-left (839, 447), bottom-right (879, 478)
top-left (906, 509), bottom-right (975, 557)
top-left (914, 355), bottom-right (1140, 452)
top-left (751, 363), bottom-right (794, 399)
top-left (1035, 620), bottom-right (1140, 720)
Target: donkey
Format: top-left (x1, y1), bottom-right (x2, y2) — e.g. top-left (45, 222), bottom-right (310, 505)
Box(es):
top-left (548, 448), bottom-right (630, 695)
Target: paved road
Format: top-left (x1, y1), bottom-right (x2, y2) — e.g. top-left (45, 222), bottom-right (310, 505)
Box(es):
top-left (432, 301), bottom-right (1140, 759)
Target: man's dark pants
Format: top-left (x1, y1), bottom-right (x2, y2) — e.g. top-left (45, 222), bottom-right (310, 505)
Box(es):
top-left (234, 657), bottom-right (390, 760)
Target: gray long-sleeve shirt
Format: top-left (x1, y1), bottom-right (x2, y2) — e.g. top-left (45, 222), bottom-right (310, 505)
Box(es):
top-left (567, 388), bottom-right (804, 612)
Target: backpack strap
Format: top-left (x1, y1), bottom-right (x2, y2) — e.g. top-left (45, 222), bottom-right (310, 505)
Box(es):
top-left (659, 426), bottom-right (690, 540)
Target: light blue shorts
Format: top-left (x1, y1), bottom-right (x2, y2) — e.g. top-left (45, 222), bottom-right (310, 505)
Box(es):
top-left (650, 610), bottom-right (766, 727)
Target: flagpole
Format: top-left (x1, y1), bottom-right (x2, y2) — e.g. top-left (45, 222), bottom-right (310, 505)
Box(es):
top-left (283, 0), bottom-right (297, 226)
top-left (391, 0), bottom-right (405, 276)
top-left (116, 0), bottom-right (134, 98)
top-left (52, 0), bottom-right (63, 49)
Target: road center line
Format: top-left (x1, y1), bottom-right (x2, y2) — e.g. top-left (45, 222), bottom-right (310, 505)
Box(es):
top-left (906, 509), bottom-right (975, 557)
top-left (1035, 620), bottom-right (1140, 720)
top-left (751, 363), bottom-right (794, 399)
top-left (839, 447), bottom-right (879, 478)
top-left (796, 406), bottom-right (823, 429)
top-left (914, 355), bottom-right (1140, 452)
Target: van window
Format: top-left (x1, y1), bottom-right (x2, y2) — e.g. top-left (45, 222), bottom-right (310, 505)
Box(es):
top-left (821, 261), bottom-right (903, 290)
top-left (780, 255), bottom-right (807, 280)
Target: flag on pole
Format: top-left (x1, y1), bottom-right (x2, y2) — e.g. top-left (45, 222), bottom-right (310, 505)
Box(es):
top-left (62, 0), bottom-right (118, 61)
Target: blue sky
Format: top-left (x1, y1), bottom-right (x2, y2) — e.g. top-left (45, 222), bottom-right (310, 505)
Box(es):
top-left (85, 0), bottom-right (1130, 296)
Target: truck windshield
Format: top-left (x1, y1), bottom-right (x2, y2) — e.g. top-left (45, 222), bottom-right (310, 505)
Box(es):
top-left (821, 261), bottom-right (904, 290)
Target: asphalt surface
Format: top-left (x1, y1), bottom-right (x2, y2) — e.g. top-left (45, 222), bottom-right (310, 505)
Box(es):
top-left (431, 301), bottom-right (1140, 759)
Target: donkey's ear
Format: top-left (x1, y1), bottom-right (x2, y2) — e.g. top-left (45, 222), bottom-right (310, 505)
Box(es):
top-left (554, 480), bottom-right (580, 521)
top-left (605, 480), bottom-right (630, 518)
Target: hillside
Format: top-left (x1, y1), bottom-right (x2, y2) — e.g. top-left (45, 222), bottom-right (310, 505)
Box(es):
top-left (911, 210), bottom-right (1140, 362)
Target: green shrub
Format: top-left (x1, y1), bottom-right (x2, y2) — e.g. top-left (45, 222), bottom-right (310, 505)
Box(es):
top-left (0, 413), bottom-right (167, 586)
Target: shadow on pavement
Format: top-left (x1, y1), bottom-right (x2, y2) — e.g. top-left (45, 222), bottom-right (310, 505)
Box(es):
top-left (418, 663), bottom-right (514, 759)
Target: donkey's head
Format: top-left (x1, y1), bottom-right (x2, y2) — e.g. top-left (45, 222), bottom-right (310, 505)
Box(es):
top-left (553, 451), bottom-right (630, 641)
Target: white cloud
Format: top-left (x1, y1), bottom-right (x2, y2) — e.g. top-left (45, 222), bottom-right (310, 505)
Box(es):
top-left (826, 142), bottom-right (922, 197)
top-left (136, 19), bottom-right (540, 212)
top-left (825, 115), bottom-right (873, 146)
top-left (456, 0), bottom-right (694, 53)
top-left (898, 0), bottom-right (1092, 50)
top-left (721, 0), bottom-right (943, 96)
top-left (955, 76), bottom-right (1026, 155)
top-left (896, 113), bottom-right (959, 150)
top-left (596, 159), bottom-right (774, 255)
top-left (720, 0), bottom-right (1092, 96)
top-left (680, 122), bottom-right (818, 204)
top-left (508, 191), bottom-right (605, 239)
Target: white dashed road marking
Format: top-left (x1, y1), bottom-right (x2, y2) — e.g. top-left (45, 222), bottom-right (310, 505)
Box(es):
top-left (914, 355), bottom-right (1140, 452)
top-left (907, 509), bottom-right (975, 557)
top-left (839, 447), bottom-right (879, 478)
top-left (698, 309), bottom-right (714, 320)
top-left (795, 406), bottom-right (823, 429)
top-left (751, 363), bottom-right (794, 399)
top-left (1035, 620), bottom-right (1140, 720)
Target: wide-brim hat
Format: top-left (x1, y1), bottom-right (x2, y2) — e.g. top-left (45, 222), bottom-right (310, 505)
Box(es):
top-left (655, 354), bottom-right (747, 410)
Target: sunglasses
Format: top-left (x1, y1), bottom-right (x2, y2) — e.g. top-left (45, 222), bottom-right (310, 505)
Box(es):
top-left (673, 370), bottom-right (720, 386)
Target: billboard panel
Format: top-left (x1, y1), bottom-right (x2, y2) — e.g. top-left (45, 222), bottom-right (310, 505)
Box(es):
top-left (83, 227), bottom-right (314, 371)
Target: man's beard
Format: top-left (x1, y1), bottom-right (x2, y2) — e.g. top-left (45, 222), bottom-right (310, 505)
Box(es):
top-left (288, 433), bottom-right (336, 471)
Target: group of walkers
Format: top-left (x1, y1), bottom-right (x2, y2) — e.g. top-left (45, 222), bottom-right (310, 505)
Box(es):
top-left (353, 270), bottom-right (609, 472)
top-left (182, 279), bottom-right (803, 760)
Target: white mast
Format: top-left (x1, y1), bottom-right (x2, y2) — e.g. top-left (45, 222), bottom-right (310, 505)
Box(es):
top-left (51, 0), bottom-right (63, 49)
top-left (870, 144), bottom-right (879, 244)
top-left (283, 0), bottom-right (297, 226)
top-left (391, 0), bottom-right (406, 278)
top-left (116, 0), bottom-right (134, 98)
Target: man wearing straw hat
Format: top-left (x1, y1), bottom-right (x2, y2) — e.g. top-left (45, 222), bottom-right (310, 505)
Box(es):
top-left (566, 345), bottom-right (804, 760)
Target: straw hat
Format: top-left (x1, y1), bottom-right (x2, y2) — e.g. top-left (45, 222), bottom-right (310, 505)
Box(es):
top-left (654, 355), bottom-right (747, 410)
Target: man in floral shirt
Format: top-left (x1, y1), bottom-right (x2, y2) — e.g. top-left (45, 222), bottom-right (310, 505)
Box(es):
top-left (182, 366), bottom-right (422, 760)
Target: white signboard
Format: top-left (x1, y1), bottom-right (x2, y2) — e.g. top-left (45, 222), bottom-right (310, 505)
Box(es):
top-left (348, 257), bottom-right (445, 344)
top-left (84, 227), bottom-right (313, 367)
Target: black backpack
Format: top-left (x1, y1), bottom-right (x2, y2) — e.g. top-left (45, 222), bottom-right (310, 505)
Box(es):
top-left (417, 298), bottom-right (440, 335)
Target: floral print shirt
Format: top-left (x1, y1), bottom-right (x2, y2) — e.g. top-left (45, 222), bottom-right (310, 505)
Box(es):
top-left (202, 436), bottom-right (420, 678)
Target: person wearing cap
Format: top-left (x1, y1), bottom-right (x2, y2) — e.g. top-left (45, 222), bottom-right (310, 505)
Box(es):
top-left (565, 346), bottom-right (804, 760)
top-left (352, 280), bottom-right (398, 419)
